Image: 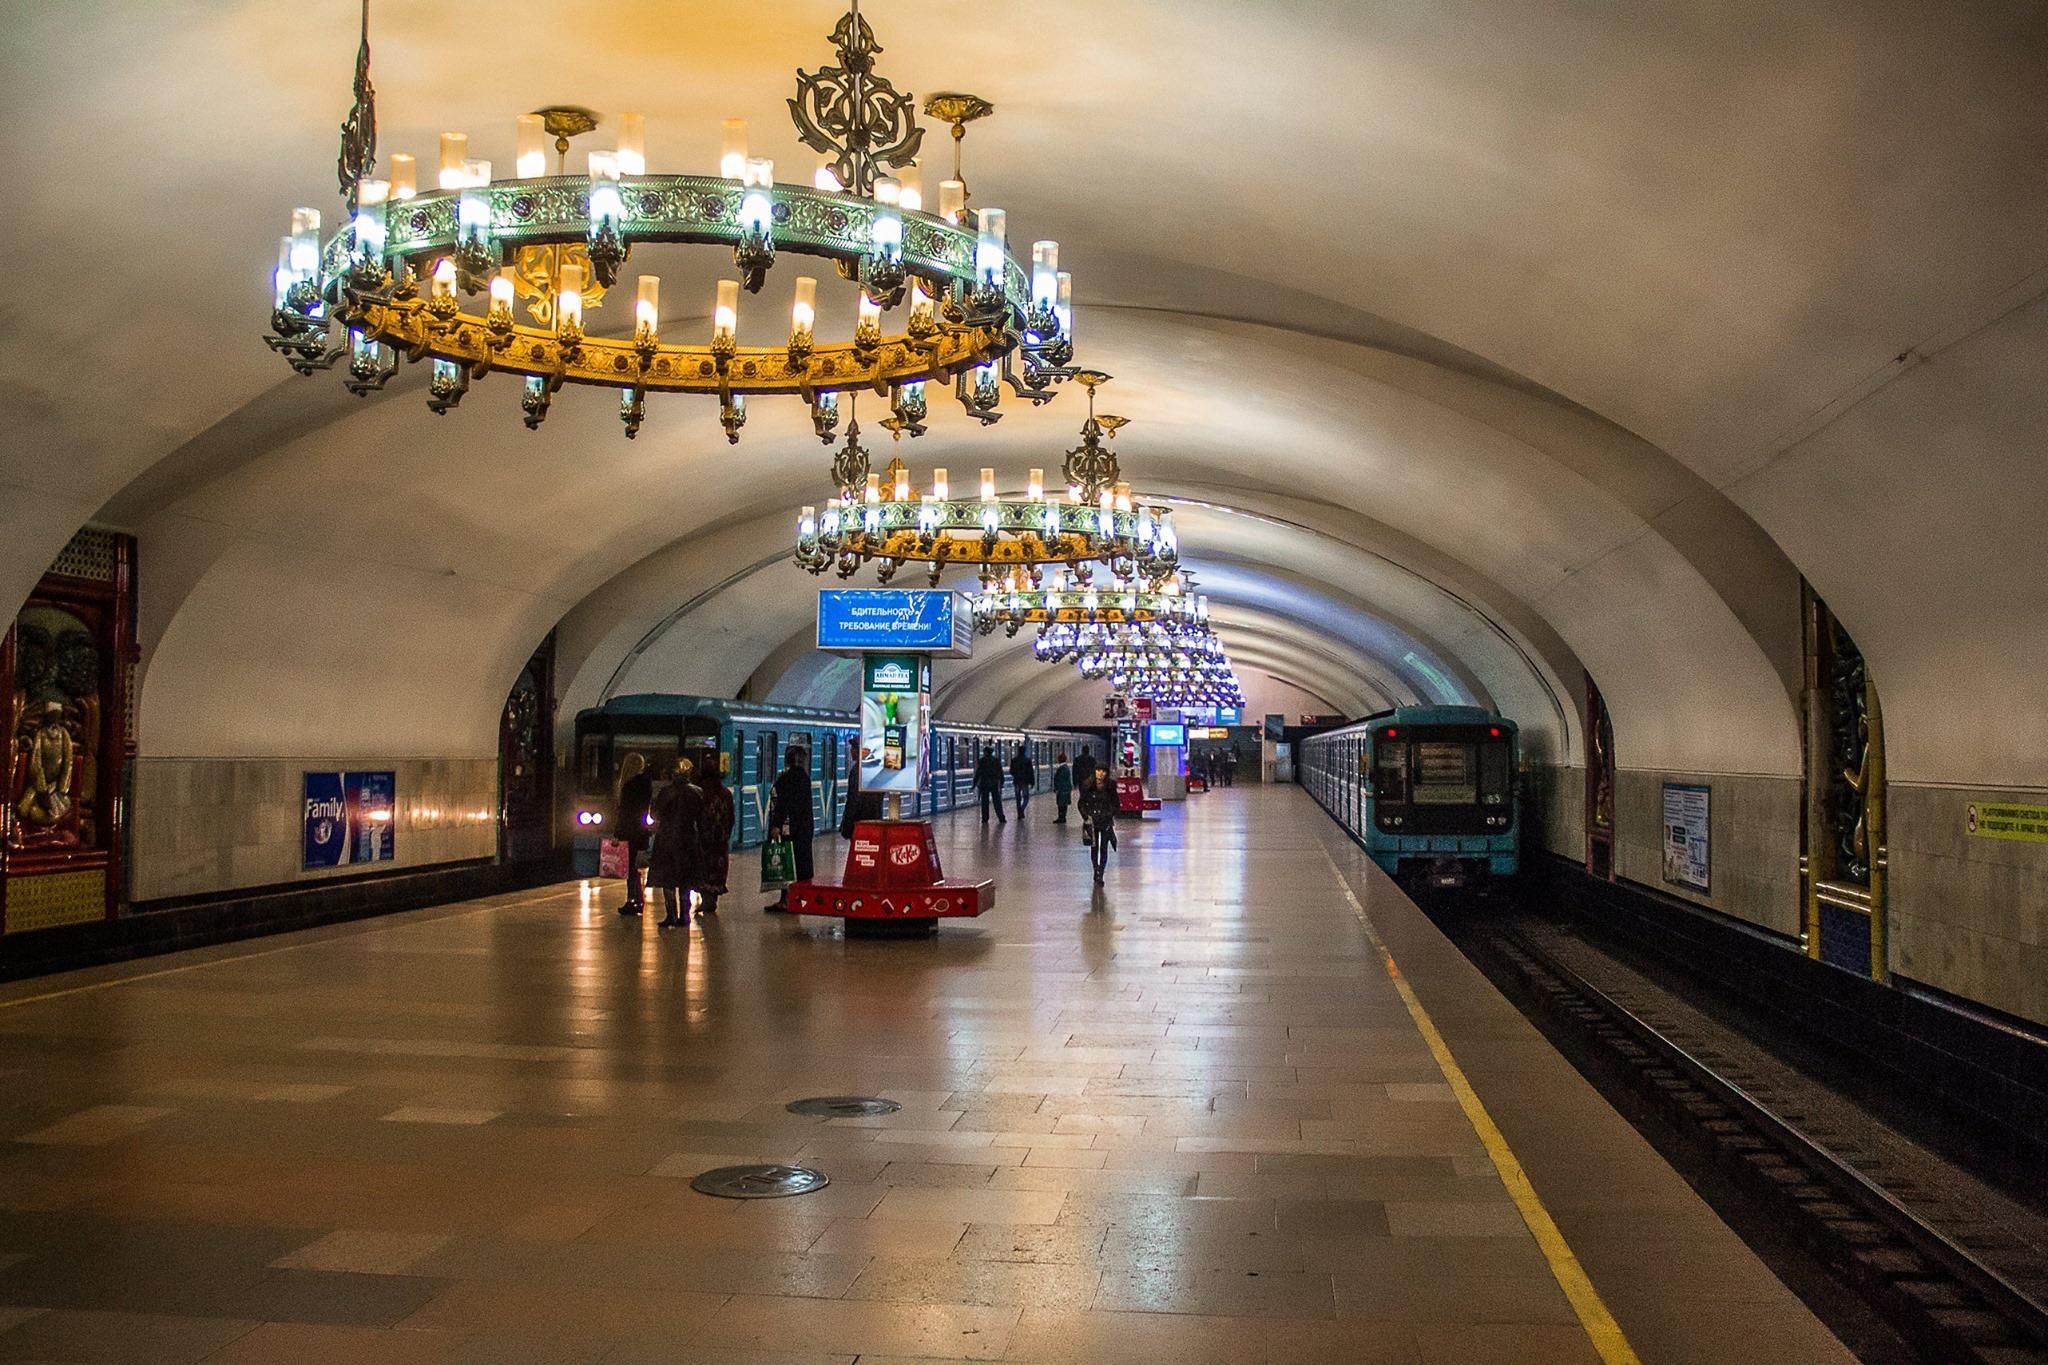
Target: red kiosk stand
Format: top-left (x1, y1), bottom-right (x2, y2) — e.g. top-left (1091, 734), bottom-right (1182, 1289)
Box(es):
top-left (788, 818), bottom-right (992, 936)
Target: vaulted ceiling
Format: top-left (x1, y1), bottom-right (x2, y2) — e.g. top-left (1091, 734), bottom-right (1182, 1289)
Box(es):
top-left (4, 0), bottom-right (2043, 784)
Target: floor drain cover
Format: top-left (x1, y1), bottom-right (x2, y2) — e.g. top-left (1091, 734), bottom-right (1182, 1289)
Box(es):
top-left (786, 1096), bottom-right (902, 1118)
top-left (689, 1164), bottom-right (831, 1199)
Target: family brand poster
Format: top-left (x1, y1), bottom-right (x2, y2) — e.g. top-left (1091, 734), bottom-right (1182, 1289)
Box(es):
top-left (303, 770), bottom-right (397, 869)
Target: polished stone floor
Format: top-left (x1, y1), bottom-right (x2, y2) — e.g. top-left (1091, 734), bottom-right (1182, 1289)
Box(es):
top-left (0, 788), bottom-right (1849, 1363)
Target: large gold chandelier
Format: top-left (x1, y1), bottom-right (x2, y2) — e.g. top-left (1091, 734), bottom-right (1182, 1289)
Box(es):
top-left (792, 373), bottom-right (1181, 585)
top-left (264, 0), bottom-right (1080, 440)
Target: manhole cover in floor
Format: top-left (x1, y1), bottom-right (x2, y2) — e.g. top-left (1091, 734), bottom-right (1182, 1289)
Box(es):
top-left (785, 1096), bottom-right (902, 1118)
top-left (689, 1164), bottom-right (831, 1199)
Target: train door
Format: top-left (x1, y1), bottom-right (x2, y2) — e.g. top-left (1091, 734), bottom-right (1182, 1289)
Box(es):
top-left (751, 729), bottom-right (779, 844)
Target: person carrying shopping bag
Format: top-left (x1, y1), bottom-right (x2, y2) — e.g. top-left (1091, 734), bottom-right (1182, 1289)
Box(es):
top-left (766, 747), bottom-right (814, 910)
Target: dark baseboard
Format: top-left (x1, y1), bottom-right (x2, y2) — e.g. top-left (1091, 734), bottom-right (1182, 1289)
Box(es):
top-left (0, 851), bottom-right (575, 984)
top-left (1529, 851), bottom-right (2048, 1180)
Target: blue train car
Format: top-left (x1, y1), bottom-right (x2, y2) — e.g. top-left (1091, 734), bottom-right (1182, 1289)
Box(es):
top-left (1299, 704), bottom-right (1519, 887)
top-left (568, 695), bottom-right (1101, 875)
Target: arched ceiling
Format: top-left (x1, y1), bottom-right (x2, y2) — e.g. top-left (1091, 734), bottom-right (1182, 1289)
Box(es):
top-left (4, 0), bottom-right (2044, 785)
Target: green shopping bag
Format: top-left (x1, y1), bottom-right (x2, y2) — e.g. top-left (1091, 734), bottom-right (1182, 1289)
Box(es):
top-left (760, 834), bottom-right (798, 888)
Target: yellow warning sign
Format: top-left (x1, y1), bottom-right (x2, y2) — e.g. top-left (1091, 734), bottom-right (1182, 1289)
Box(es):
top-left (1965, 803), bottom-right (2048, 844)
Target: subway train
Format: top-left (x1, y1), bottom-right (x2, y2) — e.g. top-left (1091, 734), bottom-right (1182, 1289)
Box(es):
top-left (1299, 704), bottom-right (1520, 887)
top-left (569, 695), bottom-right (1104, 868)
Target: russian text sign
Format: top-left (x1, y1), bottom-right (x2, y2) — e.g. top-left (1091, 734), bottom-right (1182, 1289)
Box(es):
top-left (1965, 802), bottom-right (2048, 844)
top-left (818, 590), bottom-right (969, 655)
top-left (1661, 783), bottom-right (1710, 893)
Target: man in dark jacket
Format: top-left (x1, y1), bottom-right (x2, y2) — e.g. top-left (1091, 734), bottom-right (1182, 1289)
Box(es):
top-left (767, 747), bottom-right (814, 910)
top-left (1009, 745), bottom-right (1036, 820)
top-left (616, 752), bottom-right (653, 916)
top-left (975, 745), bottom-right (1006, 825)
top-left (1072, 748), bottom-right (1098, 795)
top-left (1052, 751), bottom-right (1074, 825)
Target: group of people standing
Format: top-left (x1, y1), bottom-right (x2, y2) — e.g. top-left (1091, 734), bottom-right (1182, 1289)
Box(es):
top-left (614, 751), bottom-right (736, 927)
top-left (1190, 746), bottom-right (1241, 786)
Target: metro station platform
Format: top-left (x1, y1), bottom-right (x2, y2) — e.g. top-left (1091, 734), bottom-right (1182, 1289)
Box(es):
top-left (0, 789), bottom-right (1848, 1364)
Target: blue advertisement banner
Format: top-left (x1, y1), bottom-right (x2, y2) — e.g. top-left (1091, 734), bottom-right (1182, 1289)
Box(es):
top-left (817, 590), bottom-right (968, 655)
top-left (303, 770), bottom-right (397, 869)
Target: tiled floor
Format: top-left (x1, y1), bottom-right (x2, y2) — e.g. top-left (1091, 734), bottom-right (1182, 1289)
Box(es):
top-left (0, 788), bottom-right (1852, 1363)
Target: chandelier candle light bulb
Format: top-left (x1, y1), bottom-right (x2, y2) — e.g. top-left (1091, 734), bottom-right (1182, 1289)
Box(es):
top-left (352, 179), bottom-right (389, 268)
top-left (975, 208), bottom-right (1007, 288)
top-left (814, 153), bottom-right (843, 192)
top-left (431, 257), bottom-right (456, 300)
top-left (791, 275), bottom-right (817, 341)
top-left (1031, 241), bottom-right (1059, 310)
top-left (438, 132), bottom-right (468, 189)
top-left (894, 463), bottom-right (912, 501)
top-left (616, 111), bottom-right (646, 176)
top-left (741, 158), bottom-right (775, 234)
top-left (558, 264), bottom-right (584, 332)
top-left (388, 152), bottom-right (416, 200)
top-left (713, 279), bottom-right (738, 343)
top-left (720, 118), bottom-right (748, 180)
top-left (900, 165), bottom-right (923, 211)
top-left (489, 267), bottom-right (515, 318)
top-left (980, 467), bottom-right (996, 500)
top-left (635, 275), bottom-right (660, 340)
top-left (938, 179), bottom-right (965, 223)
top-left (933, 468), bottom-right (949, 500)
top-left (515, 114), bottom-right (545, 178)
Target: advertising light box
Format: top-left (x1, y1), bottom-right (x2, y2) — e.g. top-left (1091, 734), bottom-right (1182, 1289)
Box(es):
top-left (860, 652), bottom-right (929, 796)
top-left (1147, 723), bottom-right (1187, 747)
top-left (817, 590), bottom-right (971, 656)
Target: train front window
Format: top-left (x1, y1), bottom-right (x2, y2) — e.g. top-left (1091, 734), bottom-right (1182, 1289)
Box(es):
top-left (1413, 742), bottom-right (1477, 804)
top-left (578, 735), bottom-right (608, 795)
top-left (1479, 742), bottom-right (1511, 805)
top-left (1373, 741), bottom-right (1409, 802)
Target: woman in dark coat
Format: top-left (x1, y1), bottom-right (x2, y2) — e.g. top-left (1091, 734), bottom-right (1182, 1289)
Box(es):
top-left (697, 762), bottom-right (735, 915)
top-left (648, 758), bottom-right (708, 928)
top-left (766, 747), bottom-right (813, 910)
top-left (838, 749), bottom-right (884, 838)
top-left (615, 752), bottom-right (653, 916)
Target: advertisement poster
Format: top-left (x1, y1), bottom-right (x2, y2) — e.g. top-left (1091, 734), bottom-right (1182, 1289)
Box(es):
top-left (1661, 782), bottom-right (1710, 892)
top-left (860, 653), bottom-right (927, 796)
top-left (303, 770), bottom-right (397, 869)
top-left (817, 590), bottom-right (970, 655)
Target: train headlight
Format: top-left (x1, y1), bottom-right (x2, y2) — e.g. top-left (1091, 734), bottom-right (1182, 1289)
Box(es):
top-left (575, 810), bottom-right (603, 827)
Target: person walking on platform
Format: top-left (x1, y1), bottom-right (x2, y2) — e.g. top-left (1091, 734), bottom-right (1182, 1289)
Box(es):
top-left (1223, 747), bottom-right (1239, 787)
top-left (696, 761), bottom-right (735, 917)
top-left (766, 747), bottom-right (814, 911)
top-left (975, 744), bottom-right (1007, 826)
top-left (1052, 751), bottom-right (1073, 825)
top-left (1072, 747), bottom-right (1097, 794)
top-left (1009, 744), bottom-right (1036, 820)
top-left (615, 752), bottom-right (652, 916)
top-left (649, 758), bottom-right (708, 929)
top-left (1079, 768), bottom-right (1118, 883)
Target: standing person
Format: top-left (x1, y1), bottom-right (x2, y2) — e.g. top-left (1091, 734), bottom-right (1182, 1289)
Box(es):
top-left (1224, 747), bottom-right (1239, 787)
top-left (766, 747), bottom-right (815, 911)
top-left (1079, 768), bottom-right (1119, 883)
top-left (1009, 744), bottom-right (1036, 820)
top-left (696, 760), bottom-right (735, 917)
top-left (1051, 751), bottom-right (1073, 825)
top-left (615, 752), bottom-right (652, 916)
top-left (1072, 746), bottom-right (1098, 793)
top-left (839, 748), bottom-right (883, 838)
top-left (975, 743), bottom-right (1007, 826)
top-left (649, 758), bottom-right (708, 929)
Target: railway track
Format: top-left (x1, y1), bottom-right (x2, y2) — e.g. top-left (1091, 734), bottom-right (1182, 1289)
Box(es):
top-left (1435, 903), bottom-right (2048, 1365)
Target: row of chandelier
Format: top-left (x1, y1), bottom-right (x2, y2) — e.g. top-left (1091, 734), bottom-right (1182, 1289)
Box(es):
top-left (265, 0), bottom-right (1244, 716)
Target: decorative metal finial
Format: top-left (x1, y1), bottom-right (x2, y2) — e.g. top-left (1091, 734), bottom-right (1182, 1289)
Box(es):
top-left (1064, 372), bottom-right (1124, 499)
top-left (790, 3), bottom-right (925, 196)
top-left (335, 0), bottom-right (377, 207)
top-left (922, 91), bottom-right (994, 191)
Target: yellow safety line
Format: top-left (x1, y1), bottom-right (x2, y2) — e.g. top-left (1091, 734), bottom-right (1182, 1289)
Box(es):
top-left (0, 884), bottom-right (573, 1012)
top-left (1320, 843), bottom-right (1641, 1365)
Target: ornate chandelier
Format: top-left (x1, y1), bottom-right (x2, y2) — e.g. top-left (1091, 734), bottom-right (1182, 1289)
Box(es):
top-left (264, 0), bottom-right (1080, 440)
top-left (792, 373), bottom-right (1180, 585)
top-left (1034, 617), bottom-right (1224, 664)
top-left (968, 568), bottom-right (1206, 638)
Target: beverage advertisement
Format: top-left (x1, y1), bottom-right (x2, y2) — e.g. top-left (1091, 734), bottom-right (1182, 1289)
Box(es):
top-left (860, 653), bottom-right (928, 796)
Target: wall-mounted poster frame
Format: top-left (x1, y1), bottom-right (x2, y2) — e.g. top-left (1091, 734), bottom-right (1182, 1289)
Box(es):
top-left (1661, 782), bottom-right (1710, 894)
